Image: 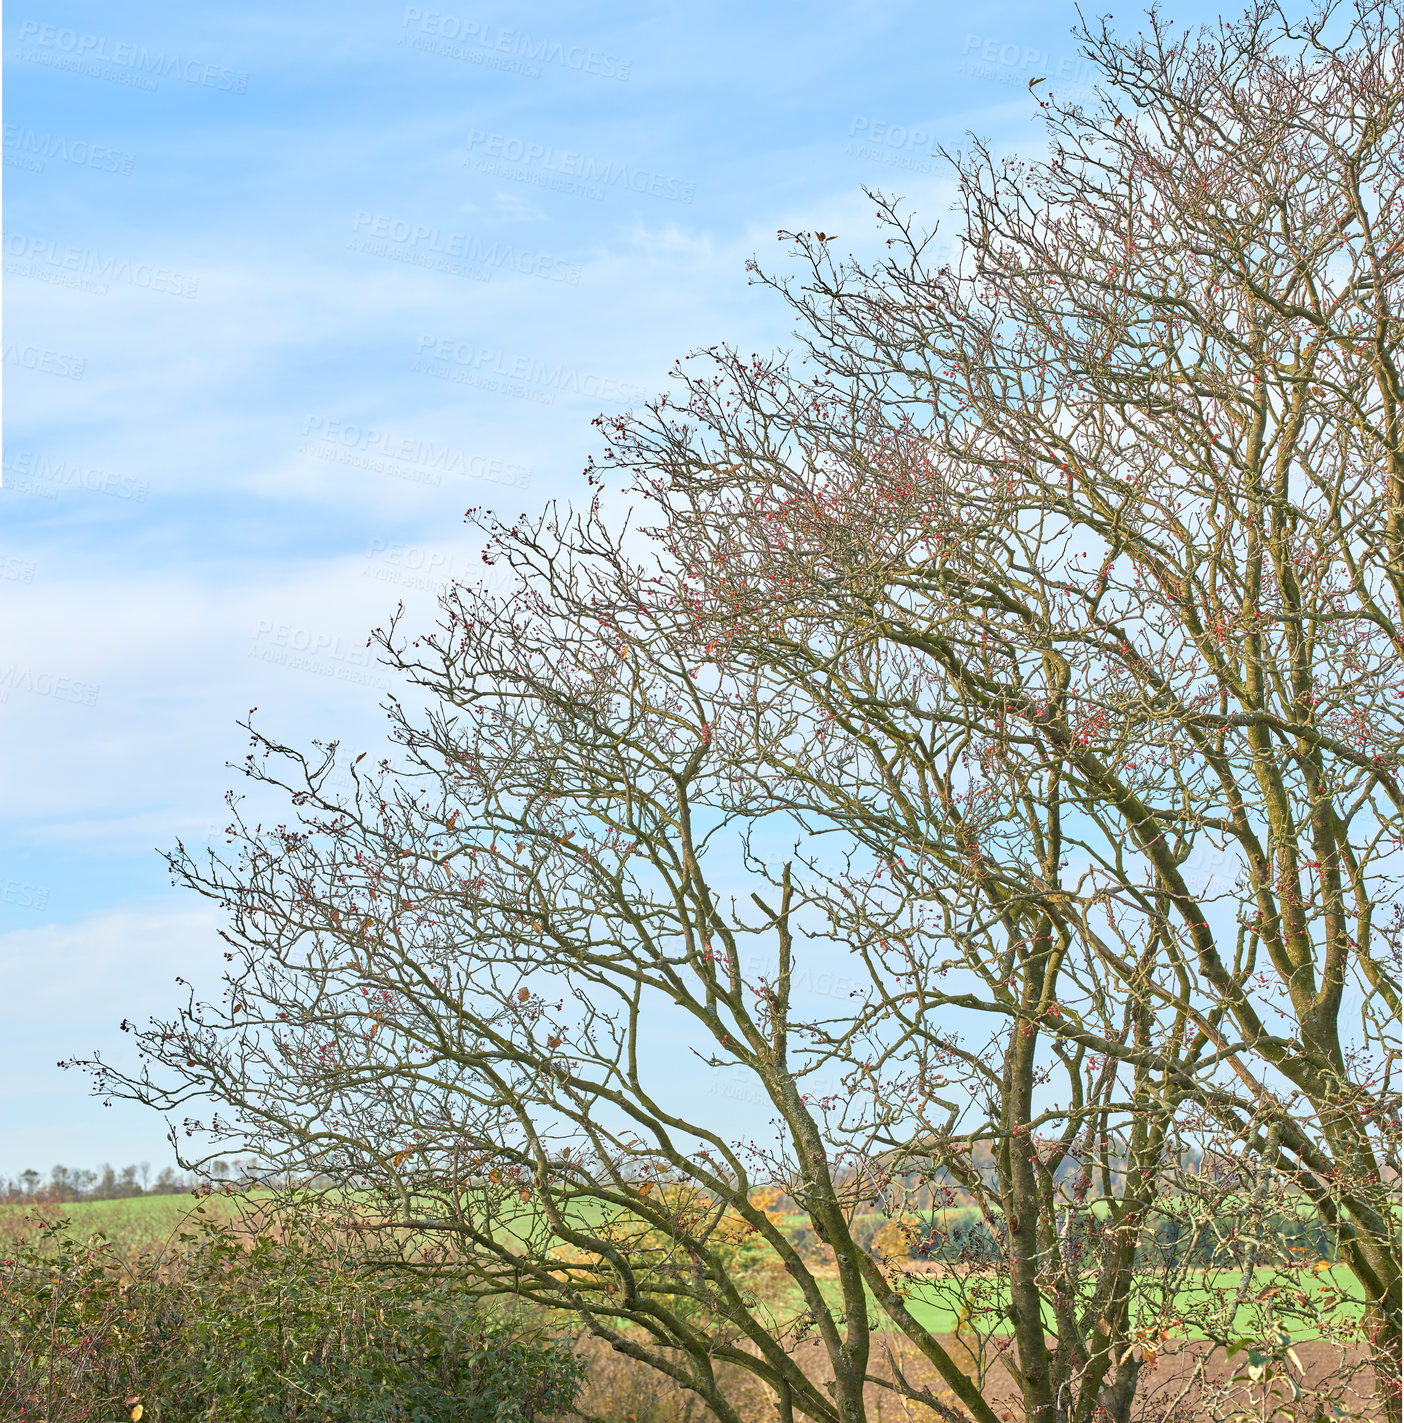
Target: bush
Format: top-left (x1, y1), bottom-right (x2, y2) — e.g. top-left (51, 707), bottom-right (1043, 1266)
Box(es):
top-left (0, 1204), bottom-right (584, 1423)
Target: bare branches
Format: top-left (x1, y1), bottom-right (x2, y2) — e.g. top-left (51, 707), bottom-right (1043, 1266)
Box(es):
top-left (72, 4), bottom-right (1403, 1421)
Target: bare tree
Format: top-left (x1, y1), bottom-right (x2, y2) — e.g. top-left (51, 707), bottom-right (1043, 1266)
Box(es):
top-left (85, 508), bottom-right (1218, 1423)
top-left (597, 0), bottom-right (1401, 1413)
top-left (80, 2), bottom-right (1399, 1421)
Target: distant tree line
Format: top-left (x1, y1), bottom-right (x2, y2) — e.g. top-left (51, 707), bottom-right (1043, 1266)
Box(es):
top-left (0, 1160), bottom-right (262, 1203)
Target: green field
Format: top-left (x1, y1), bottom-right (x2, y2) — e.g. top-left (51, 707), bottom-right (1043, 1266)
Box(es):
top-left (784, 1265), bottom-right (1365, 1341)
top-left (471, 1197), bottom-right (1362, 1342)
top-left (0, 1193), bottom-right (244, 1254)
top-left (1, 1193), bottom-right (1363, 1343)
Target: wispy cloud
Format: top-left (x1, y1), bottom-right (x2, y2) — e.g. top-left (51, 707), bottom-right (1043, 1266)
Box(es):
top-left (2, 0), bottom-right (1226, 1168)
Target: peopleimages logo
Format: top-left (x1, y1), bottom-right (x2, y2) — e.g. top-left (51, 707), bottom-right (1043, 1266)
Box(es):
top-left (3, 342), bottom-right (85, 380)
top-left (251, 621), bottom-right (372, 667)
top-left (464, 131), bottom-right (695, 204)
top-left (249, 621), bottom-right (392, 692)
top-left (957, 32), bottom-right (1098, 90)
top-left (300, 416), bottom-right (531, 490)
top-left (2, 449), bottom-right (150, 502)
top-left (3, 233), bottom-right (199, 299)
top-left (0, 555), bottom-right (37, 584)
top-left (14, 20), bottom-right (249, 92)
top-left (413, 336), bottom-right (652, 405)
top-left (3, 125), bottom-right (136, 176)
top-left (0, 665), bottom-right (100, 707)
top-left (362, 539), bottom-right (516, 597)
top-left (845, 117), bottom-right (938, 175)
top-left (349, 212), bottom-right (580, 285)
top-left (1, 879), bottom-right (50, 911)
top-left (398, 8), bottom-right (630, 81)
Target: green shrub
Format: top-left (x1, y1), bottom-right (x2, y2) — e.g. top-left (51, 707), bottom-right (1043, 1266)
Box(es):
top-left (0, 1206), bottom-right (584, 1423)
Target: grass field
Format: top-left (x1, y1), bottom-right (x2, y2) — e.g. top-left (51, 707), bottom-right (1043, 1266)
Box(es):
top-left (757, 1264), bottom-right (1365, 1340)
top-left (1, 1192), bottom-right (1362, 1344)
top-left (0, 1193), bottom-right (244, 1257)
top-left (465, 1195), bottom-right (1362, 1342)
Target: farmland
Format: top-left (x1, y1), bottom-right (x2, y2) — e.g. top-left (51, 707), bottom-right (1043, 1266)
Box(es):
top-left (0, 1189), bottom-right (1378, 1422)
top-left (0, 1192), bottom-right (244, 1258)
top-left (1, 1191), bottom-right (1360, 1339)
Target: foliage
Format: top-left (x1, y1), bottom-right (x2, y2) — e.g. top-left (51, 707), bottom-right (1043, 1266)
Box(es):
top-left (0, 1201), bottom-right (584, 1423)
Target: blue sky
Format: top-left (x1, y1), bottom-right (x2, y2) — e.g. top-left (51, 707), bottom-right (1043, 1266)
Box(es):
top-left (1, 0), bottom-right (1226, 1178)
